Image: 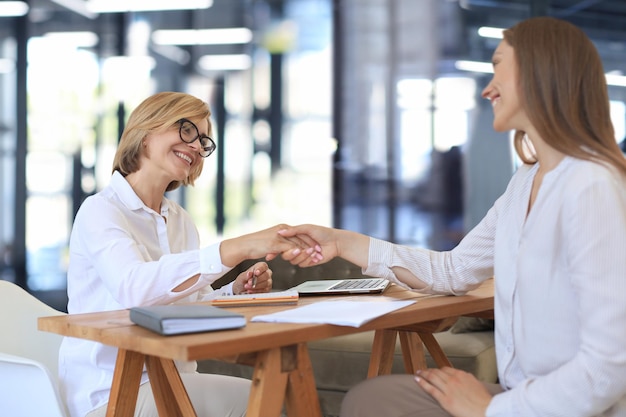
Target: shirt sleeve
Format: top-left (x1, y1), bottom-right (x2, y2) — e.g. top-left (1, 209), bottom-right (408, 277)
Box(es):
top-left (198, 281), bottom-right (235, 300)
top-left (364, 202), bottom-right (497, 295)
top-left (70, 196), bottom-right (230, 307)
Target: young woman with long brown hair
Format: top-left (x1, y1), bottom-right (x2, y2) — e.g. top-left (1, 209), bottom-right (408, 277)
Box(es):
top-left (281, 16), bottom-right (626, 416)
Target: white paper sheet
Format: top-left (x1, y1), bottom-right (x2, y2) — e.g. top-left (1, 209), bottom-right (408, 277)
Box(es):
top-left (250, 299), bottom-right (415, 327)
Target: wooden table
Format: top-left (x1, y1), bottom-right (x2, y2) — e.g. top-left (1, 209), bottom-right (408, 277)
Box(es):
top-left (38, 279), bottom-right (494, 417)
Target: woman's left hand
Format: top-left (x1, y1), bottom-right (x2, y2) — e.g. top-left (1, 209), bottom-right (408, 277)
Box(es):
top-left (414, 367), bottom-right (492, 417)
top-left (233, 262), bottom-right (273, 294)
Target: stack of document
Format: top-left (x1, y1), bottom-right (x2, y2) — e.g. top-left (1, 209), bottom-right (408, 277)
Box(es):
top-left (251, 298), bottom-right (415, 327)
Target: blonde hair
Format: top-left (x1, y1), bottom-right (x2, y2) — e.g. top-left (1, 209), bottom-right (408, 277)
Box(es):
top-left (112, 91), bottom-right (212, 191)
top-left (504, 16), bottom-right (626, 176)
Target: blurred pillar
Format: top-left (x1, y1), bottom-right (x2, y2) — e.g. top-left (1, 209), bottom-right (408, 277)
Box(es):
top-left (269, 53), bottom-right (283, 174)
top-left (12, 13), bottom-right (28, 289)
top-left (332, 0), bottom-right (344, 228)
top-left (115, 13), bottom-right (128, 141)
top-left (213, 77), bottom-right (226, 235)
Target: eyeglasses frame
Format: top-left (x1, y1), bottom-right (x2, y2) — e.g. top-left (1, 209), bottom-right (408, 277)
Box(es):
top-left (177, 118), bottom-right (216, 158)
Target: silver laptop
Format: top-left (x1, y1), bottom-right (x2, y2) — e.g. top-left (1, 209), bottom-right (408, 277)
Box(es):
top-left (290, 278), bottom-right (390, 296)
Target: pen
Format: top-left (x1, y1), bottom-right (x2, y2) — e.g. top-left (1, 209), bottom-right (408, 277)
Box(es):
top-left (252, 276), bottom-right (257, 288)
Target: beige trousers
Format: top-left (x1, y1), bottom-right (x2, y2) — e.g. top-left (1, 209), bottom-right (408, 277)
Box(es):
top-left (86, 373), bottom-right (250, 417)
top-left (341, 374), bottom-right (503, 417)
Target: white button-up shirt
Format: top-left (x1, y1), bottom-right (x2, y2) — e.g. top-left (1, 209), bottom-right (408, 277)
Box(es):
top-left (366, 157), bottom-right (626, 416)
top-left (59, 171), bottom-right (234, 417)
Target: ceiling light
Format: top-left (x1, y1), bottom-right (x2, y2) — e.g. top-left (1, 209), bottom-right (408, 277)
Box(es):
top-left (198, 54), bottom-right (251, 71)
top-left (454, 60), bottom-right (493, 74)
top-left (152, 28), bottom-right (253, 46)
top-left (43, 32), bottom-right (99, 48)
top-left (477, 26), bottom-right (504, 39)
top-left (86, 0), bottom-right (212, 13)
top-left (0, 1), bottom-right (28, 17)
top-left (606, 74), bottom-right (626, 87)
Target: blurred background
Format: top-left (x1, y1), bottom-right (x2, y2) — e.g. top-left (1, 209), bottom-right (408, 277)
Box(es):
top-left (1, 0), bottom-right (625, 310)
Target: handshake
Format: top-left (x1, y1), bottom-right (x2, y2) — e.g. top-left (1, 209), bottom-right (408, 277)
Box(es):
top-left (221, 223), bottom-right (367, 296)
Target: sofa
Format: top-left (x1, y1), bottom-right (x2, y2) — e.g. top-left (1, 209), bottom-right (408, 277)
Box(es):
top-left (198, 257), bottom-right (496, 417)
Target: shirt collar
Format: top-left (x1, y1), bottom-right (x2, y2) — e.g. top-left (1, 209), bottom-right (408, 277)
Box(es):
top-left (110, 170), bottom-right (177, 216)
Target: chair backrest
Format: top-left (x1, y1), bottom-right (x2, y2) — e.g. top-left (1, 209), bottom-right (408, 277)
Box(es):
top-left (0, 280), bottom-right (65, 378)
top-left (0, 280), bottom-right (68, 416)
top-left (0, 352), bottom-right (68, 417)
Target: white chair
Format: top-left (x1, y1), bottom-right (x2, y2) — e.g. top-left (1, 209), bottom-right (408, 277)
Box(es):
top-left (0, 280), bottom-right (69, 417)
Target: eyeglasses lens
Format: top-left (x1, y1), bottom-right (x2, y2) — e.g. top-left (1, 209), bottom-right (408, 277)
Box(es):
top-left (180, 121), bottom-right (196, 143)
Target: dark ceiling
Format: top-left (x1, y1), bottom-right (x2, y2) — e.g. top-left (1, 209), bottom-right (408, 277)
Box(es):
top-left (460, 0), bottom-right (626, 76)
top-left (5, 0), bottom-right (626, 77)
top-left (463, 0), bottom-right (626, 37)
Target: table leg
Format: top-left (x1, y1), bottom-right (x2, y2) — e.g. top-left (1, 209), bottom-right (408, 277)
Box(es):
top-left (386, 318), bottom-right (459, 373)
top-left (417, 331), bottom-right (452, 368)
top-left (368, 329), bottom-right (398, 377)
top-left (399, 331), bottom-right (427, 372)
top-left (369, 328), bottom-right (452, 378)
top-left (145, 356), bottom-right (197, 417)
top-left (106, 349), bottom-right (145, 417)
top-left (285, 343), bottom-right (323, 417)
top-left (246, 347), bottom-right (290, 417)
top-left (236, 344), bottom-right (322, 417)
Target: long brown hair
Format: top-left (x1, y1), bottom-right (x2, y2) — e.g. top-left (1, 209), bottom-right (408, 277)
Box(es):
top-left (112, 91), bottom-right (212, 191)
top-left (504, 16), bottom-right (626, 176)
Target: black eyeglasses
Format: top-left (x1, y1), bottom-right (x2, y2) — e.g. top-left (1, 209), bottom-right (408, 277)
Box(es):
top-left (177, 118), bottom-right (216, 158)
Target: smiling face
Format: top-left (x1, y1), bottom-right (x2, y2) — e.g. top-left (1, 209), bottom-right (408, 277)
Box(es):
top-left (481, 40), bottom-right (530, 133)
top-left (141, 117), bottom-right (208, 185)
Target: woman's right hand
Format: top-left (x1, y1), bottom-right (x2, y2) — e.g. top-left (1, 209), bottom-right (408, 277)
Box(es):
top-left (278, 224), bottom-right (371, 269)
top-left (220, 224), bottom-right (320, 267)
top-left (276, 224), bottom-right (338, 267)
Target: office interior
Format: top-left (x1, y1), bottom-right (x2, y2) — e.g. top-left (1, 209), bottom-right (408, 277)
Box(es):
top-left (1, 0), bottom-right (625, 312)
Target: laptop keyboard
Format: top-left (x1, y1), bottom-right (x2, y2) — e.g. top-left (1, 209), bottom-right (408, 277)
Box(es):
top-left (329, 278), bottom-right (386, 290)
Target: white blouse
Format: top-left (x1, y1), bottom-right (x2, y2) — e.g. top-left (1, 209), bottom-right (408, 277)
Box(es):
top-left (366, 157), bottom-right (626, 416)
top-left (59, 171), bottom-right (234, 417)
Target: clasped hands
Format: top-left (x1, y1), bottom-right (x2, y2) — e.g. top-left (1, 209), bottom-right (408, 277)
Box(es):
top-left (233, 226), bottom-right (324, 294)
top-left (226, 224), bottom-right (324, 295)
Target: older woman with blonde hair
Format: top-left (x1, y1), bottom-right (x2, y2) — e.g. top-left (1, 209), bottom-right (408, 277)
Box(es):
top-left (60, 91), bottom-right (311, 417)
